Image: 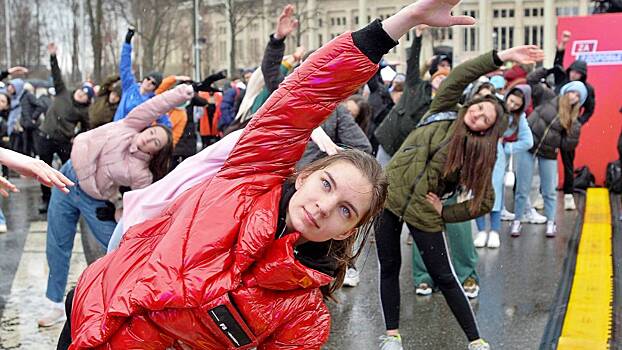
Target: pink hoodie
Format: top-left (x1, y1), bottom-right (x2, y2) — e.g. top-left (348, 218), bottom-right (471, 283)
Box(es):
top-left (121, 129), bottom-right (243, 233)
top-left (71, 85), bottom-right (195, 200)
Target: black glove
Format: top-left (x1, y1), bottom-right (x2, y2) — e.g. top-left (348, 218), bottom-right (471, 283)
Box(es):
top-left (192, 70), bottom-right (227, 92)
top-left (125, 27), bottom-right (135, 44)
top-left (96, 201), bottom-right (116, 222)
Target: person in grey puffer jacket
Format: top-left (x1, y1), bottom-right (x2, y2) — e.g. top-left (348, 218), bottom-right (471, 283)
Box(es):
top-left (511, 67), bottom-right (586, 238)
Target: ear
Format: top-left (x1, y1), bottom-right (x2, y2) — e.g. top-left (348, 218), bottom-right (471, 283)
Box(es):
top-left (333, 227), bottom-right (357, 241)
top-left (295, 172), bottom-right (309, 190)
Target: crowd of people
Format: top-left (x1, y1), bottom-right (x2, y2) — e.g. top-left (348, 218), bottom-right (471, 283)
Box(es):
top-left (0, 0), bottom-right (597, 349)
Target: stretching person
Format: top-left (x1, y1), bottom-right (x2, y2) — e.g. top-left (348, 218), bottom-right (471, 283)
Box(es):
top-left (37, 86), bottom-right (179, 327)
top-left (510, 68), bottom-right (585, 237)
top-left (376, 41), bottom-right (544, 349)
top-left (474, 85), bottom-right (534, 248)
top-left (58, 2), bottom-right (470, 349)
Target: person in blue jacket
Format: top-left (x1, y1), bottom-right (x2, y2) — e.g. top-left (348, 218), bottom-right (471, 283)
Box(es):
top-left (113, 28), bottom-right (171, 127)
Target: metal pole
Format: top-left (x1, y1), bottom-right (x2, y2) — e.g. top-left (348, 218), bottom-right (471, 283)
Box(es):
top-left (193, 0), bottom-right (201, 81)
top-left (4, 0), bottom-right (11, 67)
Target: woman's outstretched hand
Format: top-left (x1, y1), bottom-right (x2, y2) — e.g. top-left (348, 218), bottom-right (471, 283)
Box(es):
top-left (0, 148), bottom-right (74, 194)
top-left (498, 45), bottom-right (545, 65)
top-left (0, 176), bottom-right (18, 197)
top-left (382, 0), bottom-right (475, 41)
top-left (311, 127), bottom-right (342, 155)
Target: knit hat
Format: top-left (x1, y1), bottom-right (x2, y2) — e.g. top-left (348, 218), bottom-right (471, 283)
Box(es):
top-left (81, 84), bottom-right (95, 99)
top-left (431, 67), bottom-right (450, 82)
top-left (429, 54), bottom-right (453, 76)
top-left (560, 80), bottom-right (587, 106)
top-left (489, 75), bottom-right (506, 90)
top-left (146, 71), bottom-right (164, 88)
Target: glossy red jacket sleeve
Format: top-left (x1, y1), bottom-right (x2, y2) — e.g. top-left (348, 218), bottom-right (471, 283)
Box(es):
top-left (258, 302), bottom-right (330, 350)
top-left (218, 33), bottom-right (378, 180)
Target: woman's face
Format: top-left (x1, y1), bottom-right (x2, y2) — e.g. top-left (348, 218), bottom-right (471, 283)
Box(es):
top-left (135, 126), bottom-right (169, 154)
top-left (287, 161), bottom-right (372, 243)
top-left (505, 94), bottom-right (523, 112)
top-left (566, 91), bottom-right (580, 105)
top-left (345, 100), bottom-right (360, 118)
top-left (108, 91), bottom-right (120, 104)
top-left (464, 101), bottom-right (497, 132)
top-left (0, 94), bottom-right (8, 111)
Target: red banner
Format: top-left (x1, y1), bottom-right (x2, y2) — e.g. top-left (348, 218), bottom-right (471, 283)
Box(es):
top-left (557, 13), bottom-right (622, 185)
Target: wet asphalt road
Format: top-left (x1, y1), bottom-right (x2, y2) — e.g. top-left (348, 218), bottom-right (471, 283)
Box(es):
top-left (0, 178), bottom-right (578, 349)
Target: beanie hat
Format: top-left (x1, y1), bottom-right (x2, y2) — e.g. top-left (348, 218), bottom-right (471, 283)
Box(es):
top-left (146, 71), bottom-right (164, 88)
top-left (489, 75), bottom-right (506, 90)
top-left (431, 67), bottom-right (450, 82)
top-left (81, 84), bottom-right (95, 99)
top-left (429, 54), bottom-right (453, 76)
top-left (560, 80), bottom-right (587, 106)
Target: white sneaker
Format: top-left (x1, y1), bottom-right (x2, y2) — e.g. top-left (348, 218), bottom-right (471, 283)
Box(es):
top-left (37, 306), bottom-right (66, 327)
top-left (415, 283), bottom-right (432, 296)
top-left (546, 221), bottom-right (557, 237)
top-left (533, 194), bottom-right (544, 210)
top-left (487, 231), bottom-right (500, 248)
top-left (343, 267), bottom-right (360, 287)
top-left (473, 231), bottom-right (488, 248)
top-left (379, 334), bottom-right (403, 350)
top-left (523, 208), bottom-right (547, 224)
top-left (0, 224), bottom-right (6, 233)
top-left (510, 220), bottom-right (522, 237)
top-left (564, 194), bottom-right (576, 210)
top-left (500, 208), bottom-right (515, 221)
top-left (469, 339), bottom-right (491, 350)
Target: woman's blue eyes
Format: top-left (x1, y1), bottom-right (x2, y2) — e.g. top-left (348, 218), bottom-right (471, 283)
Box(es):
top-left (321, 178), bottom-right (351, 218)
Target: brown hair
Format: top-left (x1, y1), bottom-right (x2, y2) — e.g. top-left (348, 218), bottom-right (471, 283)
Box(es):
top-left (443, 96), bottom-right (507, 214)
top-left (293, 149), bottom-right (387, 299)
top-left (558, 94), bottom-right (580, 132)
top-left (147, 125), bottom-right (174, 182)
top-left (345, 95), bottom-right (372, 135)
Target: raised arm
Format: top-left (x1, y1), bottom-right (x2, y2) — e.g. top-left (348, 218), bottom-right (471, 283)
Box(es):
top-left (47, 43), bottom-right (66, 95)
top-left (527, 67), bottom-right (557, 106)
top-left (119, 29), bottom-right (138, 92)
top-left (122, 84), bottom-right (194, 131)
top-left (262, 5), bottom-right (299, 93)
top-left (405, 26), bottom-right (425, 88)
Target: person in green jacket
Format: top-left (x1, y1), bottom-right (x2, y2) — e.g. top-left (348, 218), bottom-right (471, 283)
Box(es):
top-left (376, 44), bottom-right (544, 350)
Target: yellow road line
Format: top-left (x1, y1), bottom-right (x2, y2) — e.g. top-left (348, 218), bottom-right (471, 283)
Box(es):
top-left (558, 188), bottom-right (612, 350)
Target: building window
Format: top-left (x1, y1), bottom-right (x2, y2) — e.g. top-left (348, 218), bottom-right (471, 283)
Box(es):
top-left (318, 34), bottom-right (323, 46)
top-left (367, 15), bottom-right (371, 22)
top-left (343, 17), bottom-right (346, 25)
top-left (331, 17), bottom-right (335, 26)
top-left (532, 8), bottom-right (538, 17)
top-left (337, 17), bottom-right (341, 25)
top-left (524, 8), bottom-right (530, 17)
top-left (355, 16), bottom-right (359, 25)
top-left (406, 30), bottom-right (411, 42)
top-left (501, 9), bottom-right (507, 17)
top-left (319, 18), bottom-right (323, 27)
top-left (509, 27), bottom-right (514, 47)
top-left (509, 9), bottom-right (515, 17)
top-left (493, 9), bottom-right (499, 18)
top-left (540, 8), bottom-right (544, 16)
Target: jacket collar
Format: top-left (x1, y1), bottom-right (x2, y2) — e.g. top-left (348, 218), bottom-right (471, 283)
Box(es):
top-left (244, 233), bottom-right (334, 291)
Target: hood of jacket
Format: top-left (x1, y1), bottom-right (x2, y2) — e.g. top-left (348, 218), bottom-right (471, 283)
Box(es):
top-left (567, 60), bottom-right (588, 82)
top-left (505, 84), bottom-right (532, 116)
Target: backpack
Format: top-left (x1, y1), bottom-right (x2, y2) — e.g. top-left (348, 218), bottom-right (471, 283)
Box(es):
top-left (606, 160), bottom-right (622, 194)
top-left (573, 166), bottom-right (595, 190)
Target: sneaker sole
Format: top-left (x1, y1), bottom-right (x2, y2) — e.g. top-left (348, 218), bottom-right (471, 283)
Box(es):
top-left (415, 289), bottom-right (432, 296)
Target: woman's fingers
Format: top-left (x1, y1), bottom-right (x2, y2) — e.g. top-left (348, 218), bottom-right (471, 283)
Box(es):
top-left (0, 176), bottom-right (18, 197)
top-left (450, 15), bottom-right (476, 26)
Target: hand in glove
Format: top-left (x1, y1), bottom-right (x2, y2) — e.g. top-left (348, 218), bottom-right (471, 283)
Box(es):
top-left (96, 201), bottom-right (117, 222)
top-left (192, 70), bottom-right (227, 92)
top-left (125, 27), bottom-right (136, 44)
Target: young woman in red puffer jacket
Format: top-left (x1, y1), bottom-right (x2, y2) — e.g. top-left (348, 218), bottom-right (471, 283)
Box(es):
top-left (59, 1), bottom-right (473, 349)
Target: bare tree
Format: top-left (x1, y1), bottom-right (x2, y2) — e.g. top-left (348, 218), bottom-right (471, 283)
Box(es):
top-left (70, 0), bottom-right (82, 82)
top-left (110, 0), bottom-right (190, 74)
top-left (86, 0), bottom-right (104, 82)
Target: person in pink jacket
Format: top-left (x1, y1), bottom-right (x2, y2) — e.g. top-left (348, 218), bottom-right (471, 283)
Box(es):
top-left (37, 86), bottom-right (190, 328)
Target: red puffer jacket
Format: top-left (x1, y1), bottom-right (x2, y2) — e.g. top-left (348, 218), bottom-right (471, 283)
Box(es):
top-left (69, 32), bottom-right (378, 350)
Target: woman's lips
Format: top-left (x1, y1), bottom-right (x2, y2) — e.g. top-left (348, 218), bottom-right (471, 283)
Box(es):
top-left (303, 208), bottom-right (320, 229)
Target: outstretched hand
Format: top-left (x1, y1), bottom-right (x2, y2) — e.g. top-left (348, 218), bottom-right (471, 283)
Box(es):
top-left (47, 43), bottom-right (57, 55)
top-left (8, 66), bottom-right (29, 75)
top-left (311, 127), bottom-right (342, 155)
top-left (0, 176), bottom-right (18, 198)
top-left (410, 0), bottom-right (475, 28)
top-left (0, 148), bottom-right (74, 193)
top-left (275, 4), bottom-right (298, 40)
top-left (498, 45), bottom-right (545, 65)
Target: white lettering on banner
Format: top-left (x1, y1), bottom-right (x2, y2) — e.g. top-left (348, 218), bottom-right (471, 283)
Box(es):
top-left (569, 39), bottom-right (622, 66)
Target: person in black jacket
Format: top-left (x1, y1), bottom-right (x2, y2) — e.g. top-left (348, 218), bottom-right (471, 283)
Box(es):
top-left (37, 43), bottom-right (92, 213)
top-left (551, 30), bottom-right (596, 210)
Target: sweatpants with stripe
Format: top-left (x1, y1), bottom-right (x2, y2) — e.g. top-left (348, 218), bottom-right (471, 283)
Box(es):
top-left (375, 208), bottom-right (480, 342)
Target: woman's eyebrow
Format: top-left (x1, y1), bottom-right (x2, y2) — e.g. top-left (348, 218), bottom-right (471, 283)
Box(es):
top-left (324, 170), bottom-right (360, 218)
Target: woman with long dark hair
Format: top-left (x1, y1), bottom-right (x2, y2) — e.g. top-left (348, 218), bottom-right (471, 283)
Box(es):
top-left (376, 44), bottom-right (544, 350)
top-left (37, 86), bottom-right (181, 327)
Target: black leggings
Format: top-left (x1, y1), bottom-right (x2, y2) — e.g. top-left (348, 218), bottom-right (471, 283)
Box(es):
top-left (375, 209), bottom-right (480, 341)
top-left (57, 288), bottom-right (74, 350)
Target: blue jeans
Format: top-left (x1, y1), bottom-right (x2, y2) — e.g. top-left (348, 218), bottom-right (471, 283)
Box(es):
top-left (0, 207), bottom-right (5, 225)
top-left (45, 160), bottom-right (117, 303)
top-left (514, 151), bottom-right (558, 223)
top-left (475, 211), bottom-right (501, 232)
